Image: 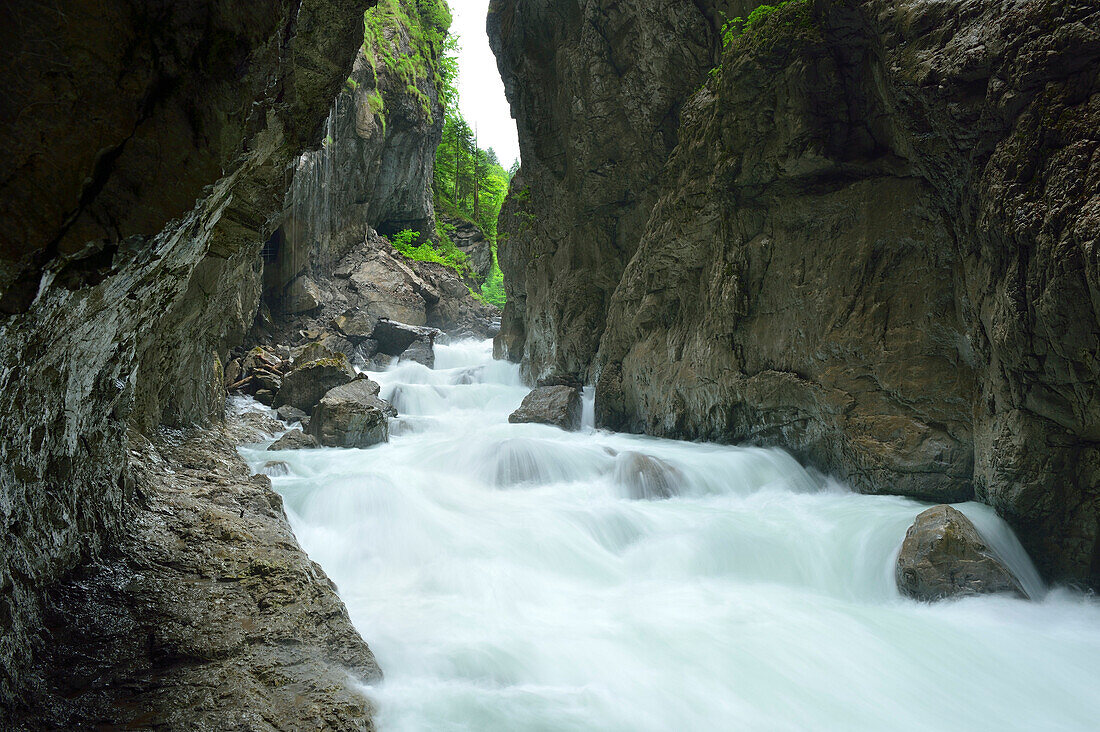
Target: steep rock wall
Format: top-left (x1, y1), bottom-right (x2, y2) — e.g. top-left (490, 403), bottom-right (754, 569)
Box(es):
top-left (0, 0), bottom-right (373, 705)
top-left (495, 0), bottom-right (1100, 586)
top-left (488, 0), bottom-right (732, 381)
top-left (268, 0), bottom-right (448, 311)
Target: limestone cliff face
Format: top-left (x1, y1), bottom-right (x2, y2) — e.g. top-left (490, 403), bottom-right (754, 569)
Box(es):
top-left (488, 0), bottom-right (729, 380)
top-left (269, 0), bottom-right (447, 311)
top-left (495, 0), bottom-right (1100, 587)
top-left (0, 0), bottom-right (374, 706)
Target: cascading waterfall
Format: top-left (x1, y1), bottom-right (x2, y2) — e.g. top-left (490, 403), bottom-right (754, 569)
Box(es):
top-left (241, 339), bottom-right (1100, 731)
top-left (281, 93), bottom-right (347, 312)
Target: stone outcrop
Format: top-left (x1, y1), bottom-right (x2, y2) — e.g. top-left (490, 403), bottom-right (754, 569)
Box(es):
top-left (275, 355), bottom-right (358, 412)
top-left (262, 0), bottom-right (494, 327)
top-left (491, 0), bottom-right (1100, 587)
top-left (7, 411), bottom-right (380, 729)
top-left (508, 385), bottom-right (583, 431)
top-left (897, 505), bottom-right (1028, 601)
top-left (0, 0), bottom-right (375, 711)
top-left (257, 227), bottom-right (499, 358)
top-left (269, 429), bottom-right (321, 451)
top-left (488, 0), bottom-right (723, 379)
top-left (309, 378), bottom-right (398, 448)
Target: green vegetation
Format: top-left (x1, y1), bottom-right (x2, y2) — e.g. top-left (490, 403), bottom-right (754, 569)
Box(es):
top-left (362, 0), bottom-right (453, 122)
top-left (475, 249), bottom-right (506, 308)
top-left (365, 1), bottom-right (510, 307)
top-left (706, 0), bottom-right (815, 84)
top-left (434, 116), bottom-right (511, 239)
top-left (389, 228), bottom-right (471, 272)
top-left (721, 0), bottom-right (812, 45)
top-left (429, 22), bottom-right (512, 307)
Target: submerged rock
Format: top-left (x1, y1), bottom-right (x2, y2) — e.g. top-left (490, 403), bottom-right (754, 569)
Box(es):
top-left (308, 378), bottom-right (397, 448)
top-left (614, 452), bottom-right (683, 500)
top-left (508, 386), bottom-right (582, 431)
top-left (268, 429), bottom-right (319, 451)
top-left (274, 356), bottom-right (356, 413)
top-left (261, 460), bottom-right (291, 477)
top-left (896, 505), bottom-right (1028, 601)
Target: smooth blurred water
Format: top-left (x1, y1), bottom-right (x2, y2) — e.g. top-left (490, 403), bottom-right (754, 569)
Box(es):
top-left (241, 339), bottom-right (1100, 731)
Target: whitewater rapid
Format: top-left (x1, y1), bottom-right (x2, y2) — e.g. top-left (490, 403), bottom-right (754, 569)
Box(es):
top-left (241, 339), bottom-right (1100, 731)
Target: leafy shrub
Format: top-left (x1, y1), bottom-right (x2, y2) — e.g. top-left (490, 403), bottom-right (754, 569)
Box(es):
top-left (389, 229), bottom-right (471, 275)
top-left (475, 247), bottom-right (506, 308)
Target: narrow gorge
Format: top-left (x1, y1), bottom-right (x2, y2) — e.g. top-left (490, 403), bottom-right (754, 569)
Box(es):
top-left (1, 0), bottom-right (1098, 729)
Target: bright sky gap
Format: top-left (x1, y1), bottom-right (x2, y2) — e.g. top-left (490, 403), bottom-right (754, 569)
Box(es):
top-left (450, 0), bottom-right (521, 169)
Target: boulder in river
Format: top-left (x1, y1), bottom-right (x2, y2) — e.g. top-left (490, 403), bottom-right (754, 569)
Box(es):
top-left (614, 452), bottom-right (683, 500)
top-left (372, 318), bottom-right (441, 357)
top-left (308, 377), bottom-right (398, 448)
top-left (268, 429), bottom-right (319, 451)
top-left (508, 385), bottom-right (583, 431)
top-left (276, 405), bottom-right (309, 425)
top-left (400, 337), bottom-right (435, 368)
top-left (896, 505), bottom-right (1028, 601)
top-left (274, 355), bottom-right (356, 413)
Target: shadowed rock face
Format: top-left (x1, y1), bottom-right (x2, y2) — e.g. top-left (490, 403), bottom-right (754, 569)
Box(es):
top-left (487, 0), bottom-right (728, 382)
top-left (268, 0), bottom-right (447, 312)
top-left (0, 0), bottom-right (374, 709)
top-left (897, 505), bottom-right (1027, 601)
top-left (9, 414), bottom-right (381, 729)
top-left (493, 0), bottom-right (1100, 587)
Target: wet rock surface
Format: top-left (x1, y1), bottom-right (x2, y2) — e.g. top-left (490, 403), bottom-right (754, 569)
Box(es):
top-left (373, 319), bottom-right (441, 356)
top-left (897, 506), bottom-right (1028, 601)
top-left (268, 428), bottom-right (320, 451)
top-left (309, 378), bottom-right (398, 448)
top-left (8, 412), bottom-right (380, 730)
top-left (0, 0), bottom-right (375, 704)
top-left (494, 0), bottom-right (1100, 587)
top-left (614, 452), bottom-right (683, 500)
top-left (275, 355), bottom-right (358, 412)
top-left (509, 386), bottom-right (583, 431)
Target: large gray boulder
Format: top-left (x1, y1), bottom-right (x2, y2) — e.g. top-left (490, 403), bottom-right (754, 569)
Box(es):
top-left (308, 378), bottom-right (398, 448)
top-left (896, 505), bottom-right (1028, 601)
top-left (399, 337), bottom-right (435, 368)
top-left (508, 385), bottom-right (582, 431)
top-left (372, 318), bottom-right (441, 356)
top-left (273, 355), bottom-right (356, 413)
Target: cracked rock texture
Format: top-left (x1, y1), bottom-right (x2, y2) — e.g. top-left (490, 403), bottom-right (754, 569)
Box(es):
top-left (9, 411), bottom-right (380, 730)
top-left (268, 0), bottom-right (446, 313)
top-left (493, 0), bottom-right (1100, 587)
top-left (0, 0), bottom-right (376, 713)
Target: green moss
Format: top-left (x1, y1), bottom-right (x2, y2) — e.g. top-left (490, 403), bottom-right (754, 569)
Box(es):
top-left (707, 0), bottom-right (817, 80)
top-left (303, 356), bottom-right (350, 370)
top-left (733, 0), bottom-right (817, 49)
top-left (362, 0), bottom-right (452, 122)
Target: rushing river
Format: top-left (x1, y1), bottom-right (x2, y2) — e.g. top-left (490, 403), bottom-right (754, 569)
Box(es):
top-left (241, 339), bottom-right (1100, 731)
